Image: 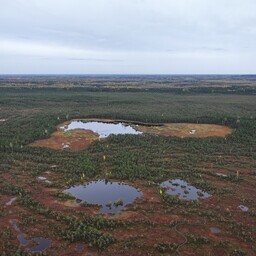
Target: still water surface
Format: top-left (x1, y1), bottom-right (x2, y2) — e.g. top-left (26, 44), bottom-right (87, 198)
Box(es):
top-left (62, 121), bottom-right (143, 138)
top-left (64, 180), bottom-right (142, 214)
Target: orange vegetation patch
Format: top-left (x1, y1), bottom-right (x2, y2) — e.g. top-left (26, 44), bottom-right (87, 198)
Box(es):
top-left (30, 129), bottom-right (99, 151)
top-left (137, 123), bottom-right (233, 138)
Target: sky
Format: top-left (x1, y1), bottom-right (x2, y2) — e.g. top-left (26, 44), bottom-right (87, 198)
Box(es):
top-left (0, 0), bottom-right (256, 74)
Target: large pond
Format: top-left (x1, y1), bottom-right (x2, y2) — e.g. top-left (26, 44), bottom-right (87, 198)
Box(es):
top-left (160, 179), bottom-right (210, 200)
top-left (64, 180), bottom-right (142, 214)
top-left (62, 121), bottom-right (143, 138)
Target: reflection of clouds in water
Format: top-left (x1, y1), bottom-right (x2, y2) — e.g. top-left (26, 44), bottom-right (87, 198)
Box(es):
top-left (10, 220), bottom-right (52, 252)
top-left (238, 205), bottom-right (249, 212)
top-left (6, 197), bottom-right (17, 206)
top-left (64, 179), bottom-right (142, 214)
top-left (38, 176), bottom-right (52, 184)
top-left (210, 227), bottom-right (221, 234)
top-left (63, 121), bottom-right (143, 138)
top-left (161, 179), bottom-right (210, 200)
top-left (29, 237), bottom-right (52, 252)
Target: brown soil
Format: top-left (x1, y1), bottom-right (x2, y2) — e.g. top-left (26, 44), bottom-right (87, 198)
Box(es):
top-left (137, 123), bottom-right (233, 138)
top-left (30, 129), bottom-right (99, 151)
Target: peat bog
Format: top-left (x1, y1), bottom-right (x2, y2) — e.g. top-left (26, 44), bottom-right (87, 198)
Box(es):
top-left (0, 75), bottom-right (256, 255)
top-left (30, 119), bottom-right (232, 151)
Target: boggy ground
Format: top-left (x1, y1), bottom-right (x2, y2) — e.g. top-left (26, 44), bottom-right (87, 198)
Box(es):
top-left (30, 129), bottom-right (99, 151)
top-left (30, 119), bottom-right (233, 151)
top-left (0, 83), bottom-right (256, 255)
top-left (137, 123), bottom-right (233, 138)
top-left (1, 155), bottom-right (255, 256)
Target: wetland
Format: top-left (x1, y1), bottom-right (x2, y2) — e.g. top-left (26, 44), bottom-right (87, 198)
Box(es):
top-left (0, 75), bottom-right (256, 255)
top-left (64, 180), bottom-right (142, 214)
top-left (31, 119), bottom-right (233, 151)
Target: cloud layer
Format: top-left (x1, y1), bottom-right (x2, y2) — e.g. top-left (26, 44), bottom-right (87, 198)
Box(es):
top-left (0, 0), bottom-right (256, 74)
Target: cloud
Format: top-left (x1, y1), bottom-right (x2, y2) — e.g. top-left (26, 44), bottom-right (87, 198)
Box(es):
top-left (0, 0), bottom-right (256, 73)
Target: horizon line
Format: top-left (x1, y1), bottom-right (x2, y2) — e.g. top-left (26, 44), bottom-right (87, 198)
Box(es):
top-left (1, 73), bottom-right (256, 76)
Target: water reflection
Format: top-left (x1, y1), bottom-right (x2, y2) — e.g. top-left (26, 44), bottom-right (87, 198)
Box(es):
top-left (62, 121), bottom-right (143, 138)
top-left (160, 179), bottom-right (210, 200)
top-left (10, 219), bottom-right (51, 252)
top-left (210, 227), bottom-right (221, 234)
top-left (29, 237), bottom-right (52, 252)
top-left (238, 205), bottom-right (249, 212)
top-left (64, 180), bottom-right (142, 214)
top-left (17, 234), bottom-right (31, 246)
top-left (6, 197), bottom-right (17, 206)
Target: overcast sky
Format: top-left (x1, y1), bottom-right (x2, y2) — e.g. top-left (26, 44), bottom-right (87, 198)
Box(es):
top-left (0, 0), bottom-right (256, 74)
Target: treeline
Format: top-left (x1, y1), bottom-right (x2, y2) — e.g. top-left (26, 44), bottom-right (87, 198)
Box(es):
top-left (0, 114), bottom-right (67, 149)
top-left (0, 86), bottom-right (256, 95)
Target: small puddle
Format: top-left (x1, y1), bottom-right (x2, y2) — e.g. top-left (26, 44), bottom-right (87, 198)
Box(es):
top-left (210, 227), bottom-right (221, 234)
top-left (216, 173), bottom-right (228, 178)
top-left (64, 180), bottom-right (142, 214)
top-left (75, 244), bottom-right (85, 253)
top-left (189, 129), bottom-right (196, 134)
top-left (10, 219), bottom-right (51, 252)
top-left (10, 220), bottom-right (20, 232)
top-left (38, 176), bottom-right (52, 184)
top-left (18, 234), bottom-right (31, 246)
top-left (6, 197), bottom-right (17, 206)
top-left (29, 238), bottom-right (52, 252)
top-left (238, 205), bottom-right (249, 212)
top-left (38, 176), bottom-right (47, 181)
top-left (62, 142), bottom-right (70, 149)
top-left (160, 179), bottom-right (210, 200)
top-left (62, 121), bottom-right (143, 138)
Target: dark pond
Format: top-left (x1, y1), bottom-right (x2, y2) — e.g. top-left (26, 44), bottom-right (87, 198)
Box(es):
top-left (62, 121), bottom-right (143, 138)
top-left (160, 179), bottom-right (210, 200)
top-left (64, 180), bottom-right (142, 214)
